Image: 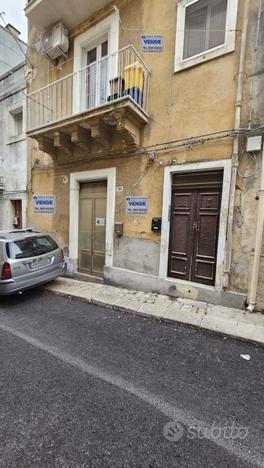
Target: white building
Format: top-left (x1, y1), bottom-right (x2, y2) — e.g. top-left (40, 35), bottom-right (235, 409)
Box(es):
top-left (0, 24), bottom-right (27, 230)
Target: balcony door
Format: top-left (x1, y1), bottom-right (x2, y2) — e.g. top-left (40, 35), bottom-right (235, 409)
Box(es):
top-left (86, 39), bottom-right (109, 109)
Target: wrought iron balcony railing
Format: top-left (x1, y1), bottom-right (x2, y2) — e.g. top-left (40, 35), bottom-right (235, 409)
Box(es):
top-left (27, 45), bottom-right (150, 133)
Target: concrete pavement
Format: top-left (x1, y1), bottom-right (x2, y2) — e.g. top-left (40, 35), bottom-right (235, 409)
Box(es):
top-left (45, 277), bottom-right (264, 346)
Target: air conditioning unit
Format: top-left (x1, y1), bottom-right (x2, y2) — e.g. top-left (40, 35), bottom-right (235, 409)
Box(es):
top-left (41, 22), bottom-right (69, 61)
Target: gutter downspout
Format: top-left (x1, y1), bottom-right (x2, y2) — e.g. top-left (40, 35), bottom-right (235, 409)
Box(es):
top-left (224, 0), bottom-right (250, 288)
top-left (247, 141), bottom-right (264, 312)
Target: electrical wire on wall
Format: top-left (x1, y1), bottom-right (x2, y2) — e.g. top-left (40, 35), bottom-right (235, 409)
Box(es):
top-left (0, 12), bottom-right (33, 68)
top-left (29, 125), bottom-right (264, 173)
top-left (31, 128), bottom-right (237, 172)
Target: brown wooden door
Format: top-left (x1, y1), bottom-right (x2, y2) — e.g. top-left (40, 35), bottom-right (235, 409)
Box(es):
top-left (168, 172), bottom-right (222, 286)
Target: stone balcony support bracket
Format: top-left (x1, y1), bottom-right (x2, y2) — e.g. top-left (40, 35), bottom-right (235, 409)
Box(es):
top-left (28, 99), bottom-right (149, 161)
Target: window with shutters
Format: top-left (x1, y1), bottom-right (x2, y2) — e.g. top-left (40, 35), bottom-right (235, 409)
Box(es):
top-left (175, 0), bottom-right (238, 72)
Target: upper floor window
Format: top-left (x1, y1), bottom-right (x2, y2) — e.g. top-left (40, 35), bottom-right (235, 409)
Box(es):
top-left (175, 0), bottom-right (238, 72)
top-left (8, 106), bottom-right (24, 141)
top-left (14, 111), bottom-right (23, 136)
top-left (183, 0), bottom-right (227, 59)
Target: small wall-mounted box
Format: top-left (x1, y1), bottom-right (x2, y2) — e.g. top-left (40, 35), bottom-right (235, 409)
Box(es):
top-left (246, 136), bottom-right (262, 153)
top-left (115, 221), bottom-right (124, 237)
top-left (151, 217), bottom-right (162, 233)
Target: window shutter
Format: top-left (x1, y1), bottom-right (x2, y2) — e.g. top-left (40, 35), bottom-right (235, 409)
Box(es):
top-left (209, 0), bottom-right (227, 50)
top-left (184, 6), bottom-right (207, 59)
top-left (183, 0), bottom-right (228, 60)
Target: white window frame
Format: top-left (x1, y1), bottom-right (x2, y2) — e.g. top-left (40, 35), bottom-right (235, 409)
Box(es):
top-left (73, 12), bottom-right (119, 114)
top-left (174, 0), bottom-right (238, 72)
top-left (14, 111), bottom-right (23, 136)
top-left (7, 102), bottom-right (26, 144)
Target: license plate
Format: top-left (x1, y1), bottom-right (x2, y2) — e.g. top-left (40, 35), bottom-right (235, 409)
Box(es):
top-left (29, 258), bottom-right (50, 270)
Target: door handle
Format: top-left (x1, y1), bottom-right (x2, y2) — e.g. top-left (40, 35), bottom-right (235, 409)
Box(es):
top-left (193, 221), bottom-right (200, 232)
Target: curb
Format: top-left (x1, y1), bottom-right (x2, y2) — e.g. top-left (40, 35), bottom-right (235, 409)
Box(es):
top-left (44, 287), bottom-right (263, 348)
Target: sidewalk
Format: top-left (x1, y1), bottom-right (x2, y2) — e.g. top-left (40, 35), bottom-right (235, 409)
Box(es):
top-left (45, 277), bottom-right (264, 346)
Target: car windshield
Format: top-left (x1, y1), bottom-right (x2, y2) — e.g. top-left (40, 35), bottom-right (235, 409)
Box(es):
top-left (6, 236), bottom-right (58, 259)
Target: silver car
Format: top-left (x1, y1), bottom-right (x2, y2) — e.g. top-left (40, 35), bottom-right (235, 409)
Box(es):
top-left (0, 229), bottom-right (66, 295)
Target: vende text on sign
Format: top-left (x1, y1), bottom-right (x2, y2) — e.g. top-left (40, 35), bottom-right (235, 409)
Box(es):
top-left (141, 35), bottom-right (164, 53)
top-left (33, 196), bottom-right (56, 214)
top-left (126, 196), bottom-right (148, 215)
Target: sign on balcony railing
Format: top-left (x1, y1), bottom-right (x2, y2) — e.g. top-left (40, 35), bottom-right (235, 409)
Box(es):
top-left (27, 45), bottom-right (150, 132)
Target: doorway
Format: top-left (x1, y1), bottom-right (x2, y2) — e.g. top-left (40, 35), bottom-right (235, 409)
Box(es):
top-left (11, 200), bottom-right (22, 229)
top-left (168, 171), bottom-right (223, 286)
top-left (78, 181), bottom-right (107, 277)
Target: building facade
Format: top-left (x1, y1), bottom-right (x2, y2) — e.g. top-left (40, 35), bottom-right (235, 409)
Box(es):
top-left (25, 0), bottom-right (264, 309)
top-left (0, 24), bottom-right (28, 230)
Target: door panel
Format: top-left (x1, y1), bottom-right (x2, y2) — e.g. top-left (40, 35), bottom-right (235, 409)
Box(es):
top-left (168, 191), bottom-right (196, 280)
top-left (191, 189), bottom-right (222, 285)
top-left (94, 198), bottom-right (106, 252)
top-left (168, 173), bottom-right (223, 286)
top-left (93, 198), bottom-right (106, 276)
top-left (87, 47), bottom-right (97, 108)
top-left (100, 41), bottom-right (109, 105)
top-left (78, 181), bottom-right (107, 277)
top-left (79, 198), bottom-right (93, 251)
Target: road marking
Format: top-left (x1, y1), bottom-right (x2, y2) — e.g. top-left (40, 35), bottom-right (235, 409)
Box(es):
top-left (0, 322), bottom-right (263, 467)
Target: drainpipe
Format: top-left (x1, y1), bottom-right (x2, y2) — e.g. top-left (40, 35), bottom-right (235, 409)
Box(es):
top-left (224, 0), bottom-right (250, 288)
top-left (247, 142), bottom-right (264, 312)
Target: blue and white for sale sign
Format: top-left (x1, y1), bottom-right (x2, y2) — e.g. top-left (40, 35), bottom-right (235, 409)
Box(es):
top-left (33, 196), bottom-right (56, 214)
top-left (126, 196), bottom-right (148, 216)
top-left (141, 35), bottom-right (164, 53)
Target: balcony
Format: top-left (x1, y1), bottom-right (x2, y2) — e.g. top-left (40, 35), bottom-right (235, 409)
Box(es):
top-left (27, 46), bottom-right (150, 158)
top-left (25, 0), bottom-right (113, 31)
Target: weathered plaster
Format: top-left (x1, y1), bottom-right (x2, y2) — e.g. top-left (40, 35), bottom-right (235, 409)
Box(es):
top-left (113, 236), bottom-right (160, 276)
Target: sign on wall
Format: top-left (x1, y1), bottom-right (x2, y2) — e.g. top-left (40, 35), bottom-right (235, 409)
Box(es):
top-left (141, 35), bottom-right (164, 53)
top-left (96, 218), bottom-right (105, 227)
top-left (33, 196), bottom-right (56, 214)
top-left (126, 196), bottom-right (148, 216)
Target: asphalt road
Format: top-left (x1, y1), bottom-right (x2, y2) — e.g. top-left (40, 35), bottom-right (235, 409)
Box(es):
top-left (0, 289), bottom-right (264, 468)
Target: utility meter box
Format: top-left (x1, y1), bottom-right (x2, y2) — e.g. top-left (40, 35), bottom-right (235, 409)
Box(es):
top-left (152, 217), bottom-right (162, 233)
top-left (115, 222), bottom-right (124, 237)
top-left (246, 136), bottom-right (262, 153)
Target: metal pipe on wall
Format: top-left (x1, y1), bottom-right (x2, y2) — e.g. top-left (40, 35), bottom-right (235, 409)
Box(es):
top-left (247, 141), bottom-right (264, 311)
top-left (223, 0), bottom-right (250, 288)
